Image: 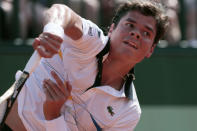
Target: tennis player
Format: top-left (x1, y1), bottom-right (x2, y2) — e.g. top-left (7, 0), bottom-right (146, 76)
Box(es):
top-left (16, 0), bottom-right (169, 131)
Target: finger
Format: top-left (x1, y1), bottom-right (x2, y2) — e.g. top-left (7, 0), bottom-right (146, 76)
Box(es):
top-left (32, 37), bottom-right (52, 57)
top-left (51, 71), bottom-right (65, 94)
top-left (40, 33), bottom-right (61, 50)
top-left (37, 45), bottom-right (53, 58)
top-left (43, 35), bottom-right (61, 49)
top-left (66, 82), bottom-right (72, 94)
top-left (64, 82), bottom-right (72, 98)
top-left (45, 79), bottom-right (65, 97)
top-left (44, 80), bottom-right (59, 100)
top-left (32, 38), bottom-right (41, 50)
top-left (43, 33), bottom-right (62, 48)
top-left (39, 35), bottom-right (59, 54)
top-left (43, 32), bottom-right (63, 43)
top-left (43, 82), bottom-right (54, 101)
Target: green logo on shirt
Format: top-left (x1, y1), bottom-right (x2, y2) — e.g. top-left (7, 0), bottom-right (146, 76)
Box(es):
top-left (107, 106), bottom-right (115, 116)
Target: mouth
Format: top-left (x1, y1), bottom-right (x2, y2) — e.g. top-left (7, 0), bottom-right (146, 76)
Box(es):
top-left (124, 41), bottom-right (138, 50)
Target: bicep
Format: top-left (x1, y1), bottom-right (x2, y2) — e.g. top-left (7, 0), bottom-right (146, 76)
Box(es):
top-left (64, 13), bottom-right (83, 41)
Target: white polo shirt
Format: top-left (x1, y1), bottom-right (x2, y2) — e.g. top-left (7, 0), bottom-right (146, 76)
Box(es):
top-left (18, 17), bottom-right (141, 131)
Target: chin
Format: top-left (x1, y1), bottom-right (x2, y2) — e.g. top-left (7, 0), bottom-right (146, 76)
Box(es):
top-left (130, 56), bottom-right (144, 64)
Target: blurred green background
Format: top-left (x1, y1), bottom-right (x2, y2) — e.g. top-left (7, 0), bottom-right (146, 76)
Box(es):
top-left (134, 47), bottom-right (197, 131)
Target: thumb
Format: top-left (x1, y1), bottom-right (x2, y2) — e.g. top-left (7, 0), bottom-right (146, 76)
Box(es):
top-left (32, 38), bottom-right (41, 50)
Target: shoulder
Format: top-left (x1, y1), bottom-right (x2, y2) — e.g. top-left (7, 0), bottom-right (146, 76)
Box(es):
top-left (81, 18), bottom-right (104, 40)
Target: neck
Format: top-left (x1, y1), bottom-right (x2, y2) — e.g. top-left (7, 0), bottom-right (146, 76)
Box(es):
top-left (101, 55), bottom-right (135, 90)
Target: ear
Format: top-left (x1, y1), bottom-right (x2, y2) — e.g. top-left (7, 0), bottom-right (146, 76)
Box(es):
top-left (146, 44), bottom-right (156, 58)
top-left (108, 23), bottom-right (115, 37)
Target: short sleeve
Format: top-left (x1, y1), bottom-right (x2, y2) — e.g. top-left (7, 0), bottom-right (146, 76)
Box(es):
top-left (62, 18), bottom-right (108, 58)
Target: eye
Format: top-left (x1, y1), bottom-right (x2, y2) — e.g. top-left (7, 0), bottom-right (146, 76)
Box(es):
top-left (143, 31), bottom-right (150, 37)
top-left (125, 23), bottom-right (134, 28)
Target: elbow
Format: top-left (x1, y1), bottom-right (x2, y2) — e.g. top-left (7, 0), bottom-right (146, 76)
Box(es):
top-left (43, 4), bottom-right (68, 25)
top-left (50, 4), bottom-right (68, 10)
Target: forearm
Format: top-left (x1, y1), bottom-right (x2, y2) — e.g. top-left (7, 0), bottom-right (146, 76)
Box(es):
top-left (43, 4), bottom-right (82, 40)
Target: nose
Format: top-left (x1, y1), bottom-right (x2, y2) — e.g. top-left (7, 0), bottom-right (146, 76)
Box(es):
top-left (130, 31), bottom-right (140, 39)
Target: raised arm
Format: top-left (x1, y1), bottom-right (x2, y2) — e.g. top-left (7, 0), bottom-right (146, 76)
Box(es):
top-left (44, 4), bottom-right (83, 40)
top-left (33, 4), bottom-right (83, 58)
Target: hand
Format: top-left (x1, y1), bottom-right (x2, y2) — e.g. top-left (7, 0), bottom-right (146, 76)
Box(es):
top-left (43, 71), bottom-right (72, 120)
top-left (33, 32), bottom-right (63, 58)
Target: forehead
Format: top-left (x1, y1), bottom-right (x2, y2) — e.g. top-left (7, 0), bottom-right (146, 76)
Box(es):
top-left (120, 10), bottom-right (157, 33)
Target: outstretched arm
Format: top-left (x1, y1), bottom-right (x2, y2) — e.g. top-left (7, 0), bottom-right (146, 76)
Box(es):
top-left (44, 4), bottom-right (83, 40)
top-left (33, 4), bottom-right (83, 58)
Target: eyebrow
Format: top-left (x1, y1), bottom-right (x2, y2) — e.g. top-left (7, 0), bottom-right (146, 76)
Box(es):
top-left (126, 18), bottom-right (155, 34)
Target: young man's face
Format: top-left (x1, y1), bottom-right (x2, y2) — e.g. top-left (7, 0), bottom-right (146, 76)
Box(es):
top-left (108, 10), bottom-right (157, 64)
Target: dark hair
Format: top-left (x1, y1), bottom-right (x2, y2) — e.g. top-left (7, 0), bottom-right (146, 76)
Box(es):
top-left (111, 0), bottom-right (169, 44)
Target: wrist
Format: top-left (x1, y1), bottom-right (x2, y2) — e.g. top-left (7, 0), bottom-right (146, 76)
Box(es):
top-left (43, 23), bottom-right (64, 39)
top-left (43, 101), bottom-right (62, 120)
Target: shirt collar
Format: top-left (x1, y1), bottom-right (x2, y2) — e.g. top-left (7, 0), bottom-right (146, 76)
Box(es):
top-left (95, 83), bottom-right (133, 100)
